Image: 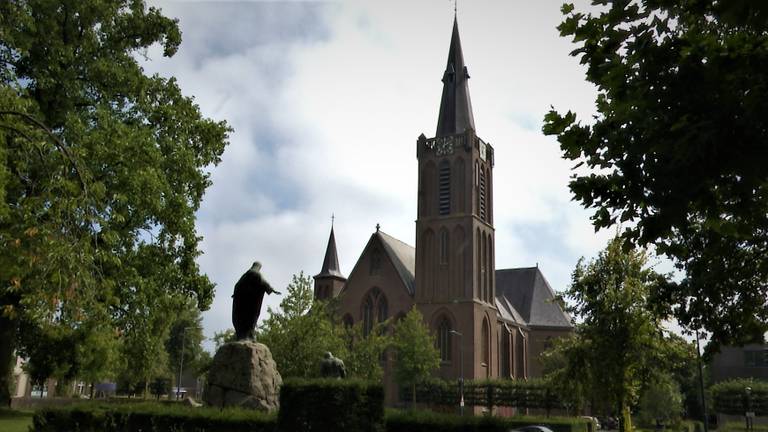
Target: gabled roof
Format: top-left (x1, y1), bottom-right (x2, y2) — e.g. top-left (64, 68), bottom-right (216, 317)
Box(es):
top-left (315, 226), bottom-right (345, 280)
top-left (495, 267), bottom-right (573, 329)
top-left (377, 231), bottom-right (416, 295)
top-left (436, 17), bottom-right (475, 137)
top-left (494, 295), bottom-right (526, 327)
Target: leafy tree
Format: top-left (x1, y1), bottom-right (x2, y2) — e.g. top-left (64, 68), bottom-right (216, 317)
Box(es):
top-left (542, 1), bottom-right (768, 347)
top-left (258, 272), bottom-right (346, 379)
top-left (75, 317), bottom-right (121, 398)
top-left (149, 376), bottom-right (171, 401)
top-left (166, 302), bottom-right (205, 387)
top-left (637, 373), bottom-right (684, 428)
top-left (342, 320), bottom-right (391, 382)
top-left (545, 237), bottom-right (670, 432)
top-left (212, 329), bottom-right (236, 351)
top-left (0, 0), bottom-right (229, 405)
top-left (391, 306), bottom-right (440, 405)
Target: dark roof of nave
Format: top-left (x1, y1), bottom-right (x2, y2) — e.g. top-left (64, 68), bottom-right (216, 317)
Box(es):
top-left (377, 231), bottom-right (416, 295)
top-left (315, 226), bottom-right (345, 280)
top-left (495, 267), bottom-right (573, 329)
top-left (494, 295), bottom-right (526, 325)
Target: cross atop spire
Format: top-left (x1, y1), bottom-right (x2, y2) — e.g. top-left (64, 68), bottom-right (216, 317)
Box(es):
top-left (435, 16), bottom-right (475, 137)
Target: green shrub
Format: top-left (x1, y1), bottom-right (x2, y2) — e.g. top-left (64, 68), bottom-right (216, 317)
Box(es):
top-left (404, 378), bottom-right (564, 411)
top-left (710, 379), bottom-right (768, 416)
top-left (719, 422), bottom-right (768, 432)
top-left (278, 378), bottom-right (384, 432)
top-left (385, 409), bottom-right (589, 432)
top-left (32, 402), bottom-right (276, 432)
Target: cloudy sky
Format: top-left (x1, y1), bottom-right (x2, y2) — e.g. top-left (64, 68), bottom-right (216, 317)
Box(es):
top-left (142, 0), bottom-right (627, 349)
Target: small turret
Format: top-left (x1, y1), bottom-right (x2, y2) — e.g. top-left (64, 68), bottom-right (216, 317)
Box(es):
top-left (314, 223), bottom-right (346, 300)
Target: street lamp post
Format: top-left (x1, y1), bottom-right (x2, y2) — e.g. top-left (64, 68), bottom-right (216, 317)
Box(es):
top-left (695, 329), bottom-right (709, 432)
top-left (449, 330), bottom-right (464, 416)
top-left (745, 386), bottom-right (753, 432)
top-left (176, 326), bottom-right (199, 400)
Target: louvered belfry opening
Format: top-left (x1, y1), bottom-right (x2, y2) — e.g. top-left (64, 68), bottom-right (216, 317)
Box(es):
top-left (438, 160), bottom-right (451, 215)
top-left (479, 168), bottom-right (487, 220)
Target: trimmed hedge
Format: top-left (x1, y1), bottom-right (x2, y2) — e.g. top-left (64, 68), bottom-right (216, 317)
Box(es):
top-left (719, 422), bottom-right (768, 432)
top-left (31, 395), bottom-right (589, 432)
top-left (278, 378), bottom-right (385, 432)
top-left (32, 402), bottom-right (276, 432)
top-left (387, 409), bottom-right (590, 432)
top-left (406, 378), bottom-right (564, 411)
top-left (711, 379), bottom-right (768, 416)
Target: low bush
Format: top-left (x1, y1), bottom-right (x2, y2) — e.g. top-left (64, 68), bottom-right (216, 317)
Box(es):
top-left (32, 402), bottom-right (276, 432)
top-left (278, 378), bottom-right (384, 432)
top-left (405, 378), bottom-right (564, 412)
top-left (31, 395), bottom-right (591, 432)
top-left (718, 422), bottom-right (768, 432)
top-left (386, 409), bottom-right (590, 432)
top-left (710, 379), bottom-right (768, 416)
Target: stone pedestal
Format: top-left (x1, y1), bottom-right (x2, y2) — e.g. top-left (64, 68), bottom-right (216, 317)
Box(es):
top-left (204, 341), bottom-right (282, 411)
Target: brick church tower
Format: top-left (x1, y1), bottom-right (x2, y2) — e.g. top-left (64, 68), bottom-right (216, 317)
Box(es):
top-left (415, 17), bottom-right (499, 380)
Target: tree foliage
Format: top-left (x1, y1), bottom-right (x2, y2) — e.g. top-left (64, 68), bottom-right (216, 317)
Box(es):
top-left (258, 272), bottom-right (346, 379)
top-left (212, 330), bottom-right (236, 351)
top-left (637, 373), bottom-right (684, 427)
top-left (0, 0), bottom-right (229, 404)
top-left (543, 237), bottom-right (672, 432)
top-left (165, 302), bottom-right (206, 383)
top-left (342, 320), bottom-right (391, 382)
top-left (542, 0), bottom-right (768, 347)
top-left (391, 306), bottom-right (440, 405)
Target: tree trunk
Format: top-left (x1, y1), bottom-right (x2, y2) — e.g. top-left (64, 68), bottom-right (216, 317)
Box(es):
top-left (0, 304), bottom-right (18, 407)
top-left (412, 383), bottom-right (416, 408)
top-left (620, 399), bottom-right (633, 432)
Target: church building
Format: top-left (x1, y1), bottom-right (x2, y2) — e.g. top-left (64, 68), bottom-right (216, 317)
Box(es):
top-left (313, 18), bottom-right (572, 401)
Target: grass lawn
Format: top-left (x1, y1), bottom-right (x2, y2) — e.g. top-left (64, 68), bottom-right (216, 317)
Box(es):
top-left (0, 409), bottom-right (34, 432)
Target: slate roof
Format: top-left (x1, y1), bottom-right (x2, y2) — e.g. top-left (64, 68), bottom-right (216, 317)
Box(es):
top-left (495, 267), bottom-right (573, 329)
top-left (377, 231), bottom-right (416, 295)
top-left (435, 17), bottom-right (475, 137)
top-left (315, 226), bottom-right (345, 279)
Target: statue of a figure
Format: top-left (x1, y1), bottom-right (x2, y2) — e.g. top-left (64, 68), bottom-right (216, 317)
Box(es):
top-left (319, 352), bottom-right (347, 379)
top-left (232, 262), bottom-right (280, 340)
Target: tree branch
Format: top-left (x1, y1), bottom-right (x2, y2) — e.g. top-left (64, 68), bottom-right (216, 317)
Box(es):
top-left (0, 110), bottom-right (89, 195)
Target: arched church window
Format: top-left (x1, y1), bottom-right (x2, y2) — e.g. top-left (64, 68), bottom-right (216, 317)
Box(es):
top-left (362, 295), bottom-right (374, 337)
top-left (437, 316), bottom-right (452, 362)
top-left (362, 288), bottom-right (387, 337)
top-left (377, 295), bottom-right (388, 324)
top-left (481, 318), bottom-right (490, 377)
top-left (439, 228), bottom-right (449, 265)
top-left (438, 160), bottom-right (451, 215)
top-left (476, 228), bottom-right (481, 299)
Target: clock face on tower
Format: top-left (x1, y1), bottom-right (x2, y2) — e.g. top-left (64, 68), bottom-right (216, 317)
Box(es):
top-left (435, 136), bottom-right (454, 156)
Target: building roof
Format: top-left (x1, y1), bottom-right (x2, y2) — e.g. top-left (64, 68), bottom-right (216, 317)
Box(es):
top-left (435, 17), bottom-right (475, 137)
top-left (315, 226), bottom-right (345, 280)
top-left (336, 230), bottom-right (570, 329)
top-left (494, 295), bottom-right (527, 327)
top-left (377, 231), bottom-right (416, 295)
top-left (495, 267), bottom-right (573, 329)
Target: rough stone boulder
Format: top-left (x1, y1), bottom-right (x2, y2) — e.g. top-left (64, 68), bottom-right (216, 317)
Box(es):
top-left (204, 341), bottom-right (282, 411)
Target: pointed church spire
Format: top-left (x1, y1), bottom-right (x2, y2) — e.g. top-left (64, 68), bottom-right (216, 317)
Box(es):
top-left (316, 224), bottom-right (344, 279)
top-left (435, 17), bottom-right (475, 137)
